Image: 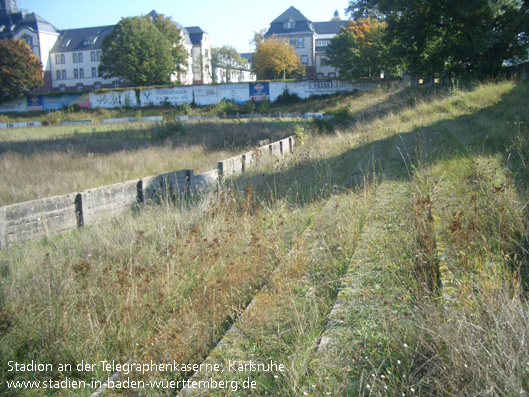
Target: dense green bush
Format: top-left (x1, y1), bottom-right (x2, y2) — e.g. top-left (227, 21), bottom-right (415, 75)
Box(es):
top-left (274, 88), bottom-right (302, 105)
top-left (215, 99), bottom-right (240, 116)
top-left (152, 120), bottom-right (186, 140)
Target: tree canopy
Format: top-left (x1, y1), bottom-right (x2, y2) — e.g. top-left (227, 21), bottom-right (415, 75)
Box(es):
top-left (99, 16), bottom-right (176, 87)
top-left (0, 38), bottom-right (43, 103)
top-left (327, 18), bottom-right (392, 79)
top-left (211, 46), bottom-right (249, 83)
top-left (346, 0), bottom-right (529, 78)
top-left (252, 35), bottom-right (305, 79)
top-left (153, 14), bottom-right (188, 76)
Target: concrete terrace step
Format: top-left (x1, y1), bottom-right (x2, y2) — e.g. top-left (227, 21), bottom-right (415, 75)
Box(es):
top-left (176, 131), bottom-right (403, 395)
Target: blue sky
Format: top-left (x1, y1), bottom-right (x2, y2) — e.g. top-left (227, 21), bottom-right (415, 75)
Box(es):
top-left (22, 0), bottom-right (350, 53)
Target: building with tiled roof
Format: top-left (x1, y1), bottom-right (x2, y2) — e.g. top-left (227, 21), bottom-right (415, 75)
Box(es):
top-left (49, 25), bottom-right (121, 92)
top-left (0, 1), bottom-right (214, 93)
top-left (49, 10), bottom-right (213, 92)
top-left (0, 0), bottom-right (60, 92)
top-left (264, 6), bottom-right (347, 79)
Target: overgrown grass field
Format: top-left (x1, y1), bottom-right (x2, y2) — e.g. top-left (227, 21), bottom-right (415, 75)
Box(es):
top-left (0, 118), bottom-right (301, 206)
top-left (0, 80), bottom-right (528, 396)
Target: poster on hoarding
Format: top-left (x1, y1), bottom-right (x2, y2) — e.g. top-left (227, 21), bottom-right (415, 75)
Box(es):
top-left (27, 96), bottom-right (44, 111)
top-left (43, 94), bottom-right (82, 111)
top-left (140, 87), bottom-right (193, 106)
top-left (249, 82), bottom-right (270, 102)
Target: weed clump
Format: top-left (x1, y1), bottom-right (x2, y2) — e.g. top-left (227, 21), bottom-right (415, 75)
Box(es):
top-left (151, 121), bottom-right (186, 141)
top-left (215, 99), bottom-right (240, 116)
top-left (274, 88), bottom-right (303, 105)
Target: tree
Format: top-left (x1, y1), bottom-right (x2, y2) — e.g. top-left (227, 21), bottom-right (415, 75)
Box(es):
top-left (0, 38), bottom-right (43, 103)
top-left (153, 14), bottom-right (188, 80)
top-left (99, 16), bottom-right (175, 87)
top-left (327, 18), bottom-right (393, 79)
top-left (250, 29), bottom-right (267, 49)
top-left (347, 0), bottom-right (529, 78)
top-left (252, 35), bottom-right (305, 79)
top-left (211, 46), bottom-right (248, 82)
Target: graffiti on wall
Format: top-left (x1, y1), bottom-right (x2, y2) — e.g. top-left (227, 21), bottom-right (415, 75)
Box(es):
top-left (91, 91), bottom-right (137, 108)
top-left (0, 99), bottom-right (27, 113)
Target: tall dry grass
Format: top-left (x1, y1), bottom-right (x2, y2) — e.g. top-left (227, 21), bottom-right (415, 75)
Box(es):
top-left (0, 185), bottom-right (302, 390)
top-left (0, 118), bottom-right (299, 206)
top-left (1, 81), bottom-right (528, 395)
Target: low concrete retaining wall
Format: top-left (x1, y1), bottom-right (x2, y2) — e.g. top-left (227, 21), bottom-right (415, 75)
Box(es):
top-left (0, 193), bottom-right (78, 248)
top-left (242, 150), bottom-right (256, 173)
top-left (193, 169), bottom-right (220, 191)
top-left (0, 136), bottom-right (294, 248)
top-left (60, 120), bottom-right (93, 125)
top-left (269, 141), bottom-right (282, 156)
top-left (142, 170), bottom-right (191, 202)
top-left (78, 179), bottom-right (141, 226)
top-left (0, 122), bottom-right (42, 129)
top-left (218, 156), bottom-right (243, 178)
top-left (279, 137), bottom-right (294, 155)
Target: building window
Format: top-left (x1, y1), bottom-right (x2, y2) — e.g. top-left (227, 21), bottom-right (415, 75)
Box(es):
top-left (297, 38), bottom-right (304, 48)
top-left (289, 38), bottom-right (296, 48)
top-left (55, 54), bottom-right (65, 64)
top-left (76, 83), bottom-right (84, 92)
top-left (73, 53), bottom-right (77, 63)
top-left (73, 52), bottom-right (83, 63)
top-left (56, 70), bottom-right (61, 80)
top-left (94, 82), bottom-right (101, 90)
top-left (317, 73), bottom-right (324, 79)
top-left (91, 67), bottom-right (97, 78)
top-left (320, 57), bottom-right (329, 67)
top-left (284, 19), bottom-right (295, 29)
top-left (21, 34), bottom-right (33, 48)
top-left (73, 69), bottom-right (79, 79)
top-left (316, 39), bottom-right (331, 47)
top-left (97, 51), bottom-right (101, 61)
top-left (328, 73), bottom-right (336, 78)
top-left (79, 68), bottom-right (84, 78)
top-left (113, 81), bottom-right (119, 88)
top-left (59, 84), bottom-right (66, 92)
top-left (301, 55), bottom-right (308, 65)
top-left (61, 70), bottom-right (67, 80)
top-left (61, 54), bottom-right (65, 64)
top-left (78, 52), bottom-right (83, 62)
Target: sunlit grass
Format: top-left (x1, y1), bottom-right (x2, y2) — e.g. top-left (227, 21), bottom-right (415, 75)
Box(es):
top-left (0, 80), bottom-right (528, 395)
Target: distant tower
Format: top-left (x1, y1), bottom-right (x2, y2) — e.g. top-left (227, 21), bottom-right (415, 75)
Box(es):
top-left (332, 9), bottom-right (341, 21)
top-left (0, 0), bottom-right (19, 16)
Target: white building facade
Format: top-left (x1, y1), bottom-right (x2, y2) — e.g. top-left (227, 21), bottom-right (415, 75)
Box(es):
top-left (1, 2), bottom-right (213, 93)
top-left (264, 6), bottom-right (347, 79)
top-left (49, 25), bottom-right (125, 92)
top-left (49, 11), bottom-right (213, 93)
top-left (0, 0), bottom-right (60, 92)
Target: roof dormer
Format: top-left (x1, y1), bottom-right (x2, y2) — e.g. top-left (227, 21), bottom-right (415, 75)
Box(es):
top-left (83, 35), bottom-right (97, 45)
top-left (283, 18), bottom-right (295, 29)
